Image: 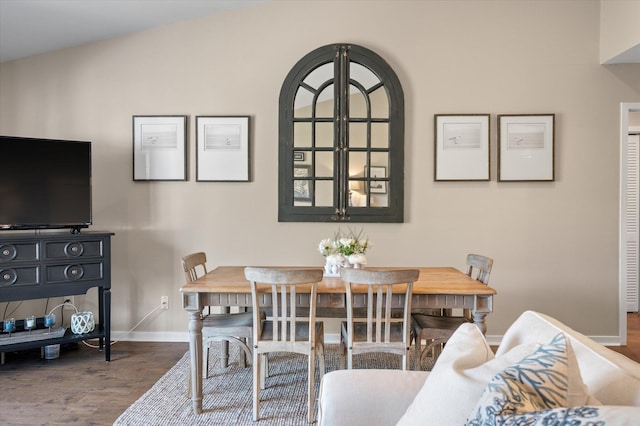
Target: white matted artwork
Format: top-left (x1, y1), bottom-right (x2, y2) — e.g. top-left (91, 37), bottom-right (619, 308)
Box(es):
top-left (434, 114), bottom-right (490, 181)
top-left (133, 115), bottom-right (187, 181)
top-left (196, 116), bottom-right (250, 182)
top-left (498, 114), bottom-right (554, 181)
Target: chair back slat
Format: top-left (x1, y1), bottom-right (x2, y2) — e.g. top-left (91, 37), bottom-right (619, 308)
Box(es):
top-left (376, 285), bottom-right (384, 342)
top-left (385, 285), bottom-right (393, 342)
top-left (271, 284), bottom-right (280, 340)
top-left (367, 286), bottom-right (374, 342)
top-left (289, 285), bottom-right (296, 342)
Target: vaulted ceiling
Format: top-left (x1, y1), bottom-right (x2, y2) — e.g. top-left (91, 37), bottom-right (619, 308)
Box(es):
top-left (0, 0), bottom-right (268, 63)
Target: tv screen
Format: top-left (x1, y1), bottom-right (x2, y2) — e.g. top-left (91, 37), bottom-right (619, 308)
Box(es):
top-left (0, 136), bottom-right (92, 231)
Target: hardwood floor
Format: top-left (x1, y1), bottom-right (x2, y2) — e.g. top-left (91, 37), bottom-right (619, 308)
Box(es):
top-left (0, 340), bottom-right (187, 425)
top-left (1, 314), bottom-right (639, 426)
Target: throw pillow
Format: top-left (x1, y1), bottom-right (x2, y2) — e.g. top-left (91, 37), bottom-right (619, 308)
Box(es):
top-left (466, 332), bottom-right (590, 425)
top-left (468, 405), bottom-right (640, 426)
top-left (396, 323), bottom-right (541, 426)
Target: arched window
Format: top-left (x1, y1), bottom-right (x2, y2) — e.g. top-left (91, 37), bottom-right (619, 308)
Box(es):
top-left (279, 43), bottom-right (404, 222)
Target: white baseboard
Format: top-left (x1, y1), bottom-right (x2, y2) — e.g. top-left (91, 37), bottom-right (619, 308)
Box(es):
top-left (111, 331), bottom-right (624, 346)
top-left (111, 332), bottom-right (342, 344)
top-left (112, 331), bottom-right (189, 342)
top-left (485, 334), bottom-right (623, 347)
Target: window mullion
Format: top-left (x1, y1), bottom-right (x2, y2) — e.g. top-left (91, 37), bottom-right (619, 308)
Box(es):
top-left (337, 45), bottom-right (349, 219)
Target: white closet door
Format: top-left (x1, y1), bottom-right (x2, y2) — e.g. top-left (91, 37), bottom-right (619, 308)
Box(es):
top-left (623, 134), bottom-right (639, 312)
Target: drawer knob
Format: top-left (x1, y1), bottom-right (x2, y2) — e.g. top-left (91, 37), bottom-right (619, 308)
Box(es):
top-left (0, 268), bottom-right (18, 285)
top-left (64, 242), bottom-right (85, 257)
top-left (64, 264), bottom-right (85, 280)
top-left (0, 245), bottom-right (17, 261)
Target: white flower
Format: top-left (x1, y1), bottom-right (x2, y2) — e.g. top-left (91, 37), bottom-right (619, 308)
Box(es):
top-left (318, 228), bottom-right (371, 260)
top-left (318, 238), bottom-right (334, 256)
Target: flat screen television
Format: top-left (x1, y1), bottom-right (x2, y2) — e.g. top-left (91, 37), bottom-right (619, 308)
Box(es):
top-left (0, 136), bottom-right (92, 232)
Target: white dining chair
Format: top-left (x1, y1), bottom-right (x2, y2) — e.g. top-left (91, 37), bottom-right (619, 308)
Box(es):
top-left (411, 254), bottom-right (493, 369)
top-left (244, 267), bottom-right (325, 423)
top-left (181, 252), bottom-right (258, 382)
top-left (339, 268), bottom-right (420, 371)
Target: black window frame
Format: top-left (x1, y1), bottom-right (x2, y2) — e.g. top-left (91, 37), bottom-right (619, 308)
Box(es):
top-left (278, 43), bottom-right (404, 223)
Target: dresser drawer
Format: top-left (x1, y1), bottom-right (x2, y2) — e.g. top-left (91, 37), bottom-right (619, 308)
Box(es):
top-left (45, 262), bottom-right (104, 284)
top-left (0, 265), bottom-right (40, 287)
top-left (0, 242), bottom-right (39, 263)
top-left (44, 240), bottom-right (104, 260)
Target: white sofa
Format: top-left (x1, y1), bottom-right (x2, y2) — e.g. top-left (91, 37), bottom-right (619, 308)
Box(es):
top-left (318, 310), bottom-right (640, 425)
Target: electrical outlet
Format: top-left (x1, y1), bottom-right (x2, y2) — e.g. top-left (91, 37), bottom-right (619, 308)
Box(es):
top-left (63, 296), bottom-right (75, 309)
top-left (160, 296), bottom-right (169, 310)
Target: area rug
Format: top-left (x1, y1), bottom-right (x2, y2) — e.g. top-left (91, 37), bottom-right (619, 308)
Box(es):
top-left (114, 343), bottom-right (433, 425)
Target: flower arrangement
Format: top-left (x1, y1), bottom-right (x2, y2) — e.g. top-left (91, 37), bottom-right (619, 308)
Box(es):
top-left (318, 228), bottom-right (371, 273)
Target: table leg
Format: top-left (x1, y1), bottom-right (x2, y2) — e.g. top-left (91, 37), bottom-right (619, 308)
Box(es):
top-left (472, 311), bottom-right (488, 334)
top-left (187, 308), bottom-right (203, 414)
top-left (221, 306), bottom-right (230, 368)
top-left (472, 294), bottom-right (493, 335)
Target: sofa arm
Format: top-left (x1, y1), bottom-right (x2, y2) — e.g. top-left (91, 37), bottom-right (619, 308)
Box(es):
top-left (318, 369), bottom-right (429, 426)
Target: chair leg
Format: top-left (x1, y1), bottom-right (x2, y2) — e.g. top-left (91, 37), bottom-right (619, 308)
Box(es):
top-left (253, 350), bottom-right (260, 421)
top-left (203, 343), bottom-right (210, 379)
top-left (338, 335), bottom-right (346, 370)
top-left (239, 338), bottom-right (247, 368)
top-left (221, 340), bottom-right (229, 368)
top-left (308, 350), bottom-right (316, 423)
top-left (414, 329), bottom-right (422, 370)
top-left (316, 342), bottom-right (326, 377)
top-left (260, 354), bottom-right (267, 390)
top-left (420, 338), bottom-right (447, 367)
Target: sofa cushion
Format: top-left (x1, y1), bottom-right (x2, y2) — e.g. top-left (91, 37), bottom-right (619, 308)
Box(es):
top-left (318, 369), bottom-right (428, 426)
top-left (396, 323), bottom-right (541, 426)
top-left (497, 311), bottom-right (640, 406)
top-left (466, 333), bottom-right (589, 425)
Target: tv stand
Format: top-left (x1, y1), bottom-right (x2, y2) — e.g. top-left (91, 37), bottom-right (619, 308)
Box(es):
top-left (0, 231), bottom-right (113, 361)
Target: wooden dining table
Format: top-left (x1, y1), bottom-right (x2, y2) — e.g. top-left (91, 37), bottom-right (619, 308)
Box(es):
top-left (180, 265), bottom-right (496, 414)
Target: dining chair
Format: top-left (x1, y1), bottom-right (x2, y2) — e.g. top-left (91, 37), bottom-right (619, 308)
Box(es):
top-left (411, 253), bottom-right (493, 370)
top-left (339, 268), bottom-right (420, 371)
top-left (181, 252), bottom-right (257, 381)
top-left (244, 267), bottom-right (325, 423)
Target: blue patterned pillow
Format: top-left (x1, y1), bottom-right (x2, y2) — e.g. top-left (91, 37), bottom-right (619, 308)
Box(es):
top-left (483, 406), bottom-right (640, 426)
top-left (466, 332), bottom-right (589, 425)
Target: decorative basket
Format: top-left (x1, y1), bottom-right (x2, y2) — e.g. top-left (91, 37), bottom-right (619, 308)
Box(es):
top-left (71, 312), bottom-right (95, 334)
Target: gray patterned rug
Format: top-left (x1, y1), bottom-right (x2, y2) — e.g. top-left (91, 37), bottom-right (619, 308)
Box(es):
top-left (114, 343), bottom-right (433, 425)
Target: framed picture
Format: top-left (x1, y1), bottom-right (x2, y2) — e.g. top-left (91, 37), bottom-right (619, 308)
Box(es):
top-left (293, 151), bottom-right (305, 162)
top-left (498, 114), bottom-right (555, 181)
top-left (132, 115), bottom-right (187, 181)
top-left (196, 116), bottom-right (250, 182)
top-left (366, 166), bottom-right (387, 194)
top-left (293, 165), bottom-right (312, 202)
top-left (434, 114), bottom-right (490, 181)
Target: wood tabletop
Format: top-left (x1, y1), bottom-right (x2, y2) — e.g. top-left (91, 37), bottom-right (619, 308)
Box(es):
top-left (180, 266), bottom-right (497, 296)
